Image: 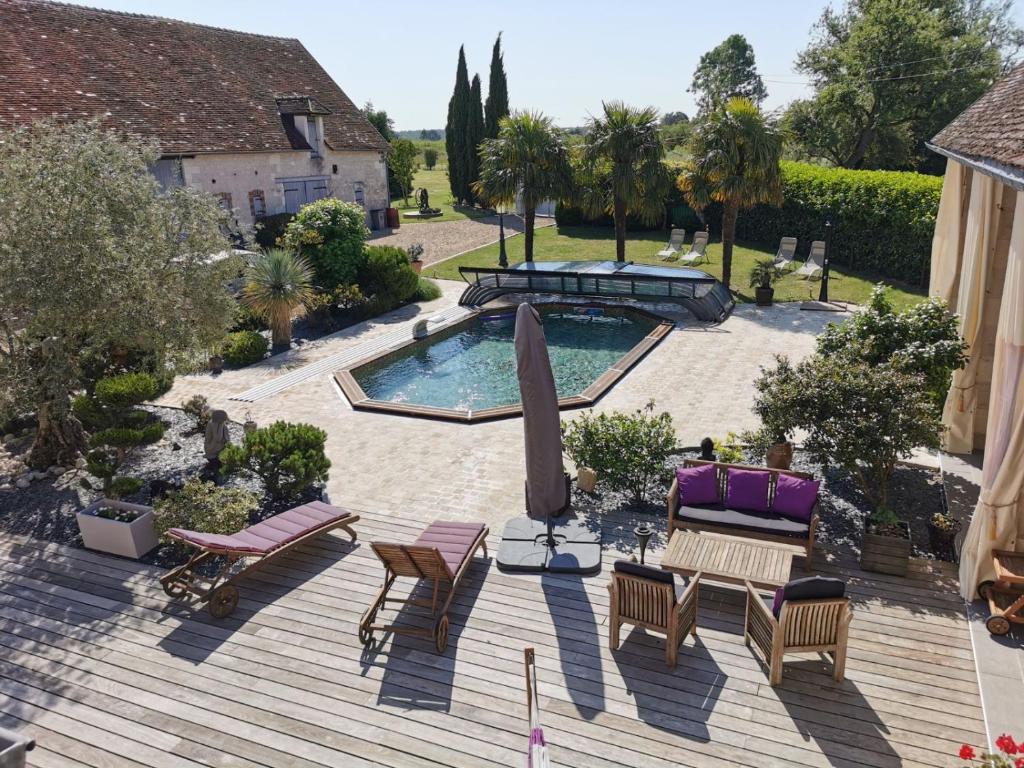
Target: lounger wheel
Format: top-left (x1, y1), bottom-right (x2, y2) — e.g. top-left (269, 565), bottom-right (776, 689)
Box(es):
top-left (208, 585), bottom-right (239, 618)
top-left (978, 580), bottom-right (995, 600)
top-left (434, 615), bottom-right (449, 653)
top-left (162, 580), bottom-right (189, 599)
top-left (986, 615), bottom-right (1011, 636)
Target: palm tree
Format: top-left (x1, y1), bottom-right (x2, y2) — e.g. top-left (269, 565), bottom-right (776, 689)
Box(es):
top-left (576, 102), bottom-right (670, 262)
top-left (242, 249), bottom-right (315, 348)
top-left (474, 111), bottom-right (572, 262)
top-left (679, 97), bottom-right (783, 292)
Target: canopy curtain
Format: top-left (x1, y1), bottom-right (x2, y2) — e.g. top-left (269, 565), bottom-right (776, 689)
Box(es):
top-left (960, 190), bottom-right (1024, 599)
top-left (942, 173), bottom-right (1000, 453)
top-left (930, 159), bottom-right (969, 305)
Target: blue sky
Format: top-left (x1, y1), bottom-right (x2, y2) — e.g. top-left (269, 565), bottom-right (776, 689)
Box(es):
top-left (63, 0), bottom-right (1024, 130)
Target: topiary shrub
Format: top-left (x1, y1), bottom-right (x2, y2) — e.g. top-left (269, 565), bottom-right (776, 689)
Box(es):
top-left (181, 394), bottom-right (211, 433)
top-left (221, 330), bottom-right (269, 367)
top-left (281, 198), bottom-right (369, 290)
top-left (561, 403), bottom-right (676, 504)
top-left (220, 420), bottom-right (331, 500)
top-left (359, 245), bottom-right (420, 313)
top-left (154, 479), bottom-right (260, 541)
top-left (254, 212), bottom-right (294, 250)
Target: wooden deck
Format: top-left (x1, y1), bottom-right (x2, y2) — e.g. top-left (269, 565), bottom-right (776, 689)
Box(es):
top-left (0, 508), bottom-right (985, 768)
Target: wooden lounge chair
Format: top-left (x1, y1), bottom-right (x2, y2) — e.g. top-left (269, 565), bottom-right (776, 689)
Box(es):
top-left (608, 560), bottom-right (700, 668)
top-left (794, 240), bottom-right (825, 279)
top-left (744, 576), bottom-right (852, 685)
top-left (773, 236), bottom-right (798, 269)
top-left (657, 228), bottom-right (687, 260)
top-left (979, 550), bottom-right (1024, 636)
top-left (678, 231), bottom-right (709, 265)
top-left (360, 520), bottom-right (489, 653)
top-left (159, 500), bottom-right (359, 618)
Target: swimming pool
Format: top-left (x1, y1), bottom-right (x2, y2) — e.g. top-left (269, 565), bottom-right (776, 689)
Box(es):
top-left (335, 304), bottom-right (673, 422)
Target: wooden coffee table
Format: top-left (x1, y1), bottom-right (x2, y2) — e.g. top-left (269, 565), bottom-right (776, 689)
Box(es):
top-left (660, 530), bottom-right (794, 591)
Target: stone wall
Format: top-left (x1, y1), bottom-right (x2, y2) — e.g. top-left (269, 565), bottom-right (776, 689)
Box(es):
top-left (179, 148), bottom-right (389, 230)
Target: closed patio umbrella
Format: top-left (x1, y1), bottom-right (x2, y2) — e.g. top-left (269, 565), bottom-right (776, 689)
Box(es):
top-left (960, 190), bottom-right (1024, 599)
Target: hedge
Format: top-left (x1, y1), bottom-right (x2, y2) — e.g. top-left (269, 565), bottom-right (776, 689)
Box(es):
top-left (718, 161), bottom-right (942, 284)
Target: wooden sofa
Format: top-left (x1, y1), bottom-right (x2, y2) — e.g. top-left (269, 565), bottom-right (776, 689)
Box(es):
top-left (666, 459), bottom-right (818, 569)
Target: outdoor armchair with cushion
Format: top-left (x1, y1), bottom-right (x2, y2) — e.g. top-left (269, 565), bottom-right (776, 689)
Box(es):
top-left (667, 459), bottom-right (819, 568)
top-left (159, 500), bottom-right (360, 618)
top-left (744, 576), bottom-right (852, 685)
top-left (657, 228), bottom-right (687, 260)
top-left (608, 560), bottom-right (700, 668)
top-left (678, 231), bottom-right (709, 265)
top-left (794, 240), bottom-right (825, 279)
top-left (773, 236), bottom-right (798, 269)
top-left (360, 520), bottom-right (489, 653)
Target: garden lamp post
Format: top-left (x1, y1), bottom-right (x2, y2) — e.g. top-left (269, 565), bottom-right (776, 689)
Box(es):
top-left (634, 523), bottom-right (654, 565)
top-left (818, 219), bottom-right (832, 303)
top-left (498, 207), bottom-right (509, 269)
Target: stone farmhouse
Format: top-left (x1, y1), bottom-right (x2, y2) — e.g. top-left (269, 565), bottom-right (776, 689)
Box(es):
top-left (0, 0), bottom-right (391, 232)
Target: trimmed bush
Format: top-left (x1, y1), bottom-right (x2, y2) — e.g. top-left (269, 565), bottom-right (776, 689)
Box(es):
top-left (93, 372), bottom-right (158, 410)
top-left (220, 421), bottom-right (331, 500)
top-left (719, 161), bottom-right (942, 284)
top-left (359, 246), bottom-right (420, 312)
top-left (221, 330), bottom-right (269, 367)
top-left (254, 212), bottom-right (294, 250)
top-left (154, 479), bottom-right (260, 541)
top-left (413, 277), bottom-right (443, 302)
top-left (281, 198), bottom-right (369, 289)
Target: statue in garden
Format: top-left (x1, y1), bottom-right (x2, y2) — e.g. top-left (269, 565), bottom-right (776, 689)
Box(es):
top-left (204, 410), bottom-right (231, 464)
top-left (418, 187), bottom-right (430, 212)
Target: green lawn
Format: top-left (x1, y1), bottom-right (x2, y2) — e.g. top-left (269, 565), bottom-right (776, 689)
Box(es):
top-left (424, 225), bottom-right (927, 310)
top-left (394, 167), bottom-right (490, 225)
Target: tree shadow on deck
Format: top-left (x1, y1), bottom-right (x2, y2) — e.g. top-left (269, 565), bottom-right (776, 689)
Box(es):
top-left (361, 554), bottom-right (489, 714)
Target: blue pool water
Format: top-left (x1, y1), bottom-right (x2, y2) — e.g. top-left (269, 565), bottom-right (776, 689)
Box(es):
top-left (351, 306), bottom-right (659, 412)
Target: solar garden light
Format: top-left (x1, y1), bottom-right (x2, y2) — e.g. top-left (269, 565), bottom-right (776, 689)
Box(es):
top-left (818, 218), bottom-right (833, 303)
top-left (634, 523), bottom-right (654, 565)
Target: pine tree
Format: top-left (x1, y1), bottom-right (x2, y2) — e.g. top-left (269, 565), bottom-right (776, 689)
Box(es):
top-left (445, 46), bottom-right (471, 203)
top-left (467, 74), bottom-right (485, 204)
top-left (484, 33), bottom-right (510, 140)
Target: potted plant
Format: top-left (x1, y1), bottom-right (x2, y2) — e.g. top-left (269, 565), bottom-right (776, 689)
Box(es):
top-left (243, 409), bottom-right (258, 434)
top-left (861, 507), bottom-right (912, 576)
top-left (928, 509), bottom-right (961, 562)
top-left (749, 259), bottom-right (782, 307)
top-left (748, 358), bottom-right (799, 470)
top-left (408, 243), bottom-right (424, 275)
top-left (76, 498), bottom-right (158, 558)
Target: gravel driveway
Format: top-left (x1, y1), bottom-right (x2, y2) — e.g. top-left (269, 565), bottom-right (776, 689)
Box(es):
top-left (368, 214), bottom-right (554, 266)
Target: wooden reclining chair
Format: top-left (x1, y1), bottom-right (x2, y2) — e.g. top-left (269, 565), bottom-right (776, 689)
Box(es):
top-left (360, 521), bottom-right (489, 653)
top-left (159, 500), bottom-right (359, 618)
top-left (744, 576), bottom-right (852, 685)
top-left (608, 560), bottom-right (700, 668)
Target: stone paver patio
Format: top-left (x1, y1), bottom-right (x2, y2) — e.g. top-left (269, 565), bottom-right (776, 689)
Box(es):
top-left (157, 284), bottom-right (840, 531)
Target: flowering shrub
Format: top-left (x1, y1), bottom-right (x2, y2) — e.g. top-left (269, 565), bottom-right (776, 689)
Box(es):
top-left (959, 734), bottom-right (1024, 767)
top-left (281, 198), bottom-right (369, 289)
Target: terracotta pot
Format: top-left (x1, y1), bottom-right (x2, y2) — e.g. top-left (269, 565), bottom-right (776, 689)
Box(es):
top-left (766, 441), bottom-right (793, 470)
top-left (410, 260), bottom-right (423, 275)
top-left (577, 467), bottom-right (598, 493)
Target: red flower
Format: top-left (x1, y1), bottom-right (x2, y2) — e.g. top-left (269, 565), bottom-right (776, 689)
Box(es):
top-left (959, 744), bottom-right (976, 760)
top-left (1014, 758), bottom-right (1024, 768)
top-left (996, 735), bottom-right (1019, 755)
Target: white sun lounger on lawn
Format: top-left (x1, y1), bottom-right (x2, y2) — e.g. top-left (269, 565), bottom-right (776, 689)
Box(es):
top-left (773, 236), bottom-right (798, 269)
top-left (794, 240), bottom-right (825, 279)
top-left (678, 231), bottom-right (709, 265)
top-left (657, 229), bottom-right (686, 260)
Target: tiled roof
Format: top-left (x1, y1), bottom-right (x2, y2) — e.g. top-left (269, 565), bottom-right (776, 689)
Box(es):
top-left (0, 0), bottom-right (389, 154)
top-left (931, 62), bottom-right (1024, 173)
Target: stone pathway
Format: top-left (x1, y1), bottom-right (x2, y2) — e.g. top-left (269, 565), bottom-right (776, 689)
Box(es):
top-left (368, 214), bottom-right (553, 265)
top-left (157, 286), bottom-right (839, 531)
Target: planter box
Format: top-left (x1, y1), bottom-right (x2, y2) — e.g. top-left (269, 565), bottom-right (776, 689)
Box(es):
top-left (755, 287), bottom-right (775, 307)
top-left (76, 499), bottom-right (158, 559)
top-left (861, 521), bottom-right (911, 576)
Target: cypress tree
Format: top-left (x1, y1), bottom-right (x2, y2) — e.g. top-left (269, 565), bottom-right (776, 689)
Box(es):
top-left (467, 74), bottom-right (485, 204)
top-left (445, 46), bottom-right (471, 203)
top-left (484, 33), bottom-right (510, 140)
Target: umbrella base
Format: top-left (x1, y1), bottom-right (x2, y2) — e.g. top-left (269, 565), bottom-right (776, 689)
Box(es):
top-left (496, 517), bottom-right (602, 575)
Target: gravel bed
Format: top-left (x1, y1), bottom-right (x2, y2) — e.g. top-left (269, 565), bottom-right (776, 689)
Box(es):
top-left (368, 214), bottom-right (552, 266)
top-left (0, 405), bottom-right (322, 569)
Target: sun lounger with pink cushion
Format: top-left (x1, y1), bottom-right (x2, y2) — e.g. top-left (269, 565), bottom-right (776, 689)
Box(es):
top-left (360, 520), bottom-right (489, 653)
top-left (159, 500), bottom-right (359, 618)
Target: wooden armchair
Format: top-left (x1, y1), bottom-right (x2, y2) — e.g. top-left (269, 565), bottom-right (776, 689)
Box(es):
top-left (744, 579), bottom-right (852, 686)
top-left (608, 561), bottom-right (700, 669)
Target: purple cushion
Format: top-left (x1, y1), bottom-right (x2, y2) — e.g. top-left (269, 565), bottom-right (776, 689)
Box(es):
top-left (413, 521), bottom-right (486, 579)
top-left (677, 464), bottom-right (719, 505)
top-left (772, 474), bottom-right (819, 522)
top-left (725, 469), bottom-right (770, 513)
top-left (772, 587), bottom-right (785, 618)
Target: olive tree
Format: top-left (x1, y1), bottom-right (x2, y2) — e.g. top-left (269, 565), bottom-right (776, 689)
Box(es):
top-left (0, 121), bottom-right (236, 468)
